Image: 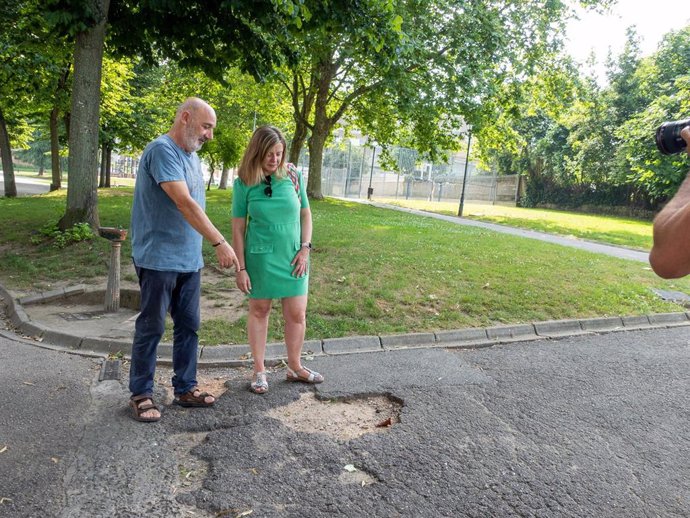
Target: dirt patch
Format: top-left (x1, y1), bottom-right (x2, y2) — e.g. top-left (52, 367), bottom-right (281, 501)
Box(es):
top-left (267, 392), bottom-right (403, 441)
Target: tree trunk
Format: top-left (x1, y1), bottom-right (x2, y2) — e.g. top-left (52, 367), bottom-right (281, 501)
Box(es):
top-left (289, 117), bottom-right (309, 165)
top-left (287, 69), bottom-right (316, 165)
top-left (50, 66), bottom-right (70, 192)
top-left (219, 166), bottom-right (230, 189)
top-left (0, 108), bottom-right (17, 198)
top-left (99, 144), bottom-right (106, 188)
top-left (105, 145), bottom-right (112, 188)
top-left (50, 107), bottom-right (62, 190)
top-left (306, 60), bottom-right (338, 200)
top-left (59, 0), bottom-right (110, 230)
top-left (307, 130), bottom-right (327, 200)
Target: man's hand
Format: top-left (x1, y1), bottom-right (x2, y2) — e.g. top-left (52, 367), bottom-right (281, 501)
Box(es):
top-left (682, 127), bottom-right (690, 155)
top-left (215, 241), bottom-right (240, 270)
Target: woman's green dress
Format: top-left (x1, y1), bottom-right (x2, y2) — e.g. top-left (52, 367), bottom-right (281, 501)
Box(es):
top-left (232, 167), bottom-right (309, 299)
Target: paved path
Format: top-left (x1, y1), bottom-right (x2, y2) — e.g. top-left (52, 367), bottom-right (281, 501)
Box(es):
top-left (0, 177), bottom-right (51, 197)
top-left (346, 198), bottom-right (650, 263)
top-left (1, 324), bottom-right (689, 517)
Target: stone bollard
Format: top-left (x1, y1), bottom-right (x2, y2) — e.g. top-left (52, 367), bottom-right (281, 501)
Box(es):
top-left (98, 227), bottom-right (128, 313)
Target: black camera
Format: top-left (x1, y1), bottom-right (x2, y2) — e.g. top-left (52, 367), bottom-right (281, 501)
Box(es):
top-left (656, 118), bottom-right (690, 155)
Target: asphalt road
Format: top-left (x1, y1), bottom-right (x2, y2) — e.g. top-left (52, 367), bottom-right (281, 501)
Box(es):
top-left (1, 325), bottom-right (689, 517)
top-left (0, 177), bottom-right (51, 196)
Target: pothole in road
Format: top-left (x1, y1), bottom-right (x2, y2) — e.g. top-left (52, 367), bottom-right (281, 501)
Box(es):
top-left (267, 392), bottom-right (403, 441)
top-left (170, 431), bottom-right (209, 494)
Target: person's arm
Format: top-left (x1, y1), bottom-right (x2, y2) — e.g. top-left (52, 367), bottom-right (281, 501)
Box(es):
top-left (291, 207), bottom-right (313, 277)
top-left (232, 217), bottom-right (251, 294)
top-left (650, 127), bottom-right (690, 278)
top-left (160, 180), bottom-right (240, 270)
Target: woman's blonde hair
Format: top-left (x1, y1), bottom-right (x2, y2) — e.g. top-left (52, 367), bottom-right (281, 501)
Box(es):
top-left (237, 125), bottom-right (287, 186)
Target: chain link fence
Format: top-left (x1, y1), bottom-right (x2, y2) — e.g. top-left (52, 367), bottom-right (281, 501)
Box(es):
top-left (296, 142), bottom-right (522, 205)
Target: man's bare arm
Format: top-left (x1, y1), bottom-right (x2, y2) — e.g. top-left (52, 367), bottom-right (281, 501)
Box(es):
top-left (650, 127), bottom-right (690, 278)
top-left (160, 181), bottom-right (240, 270)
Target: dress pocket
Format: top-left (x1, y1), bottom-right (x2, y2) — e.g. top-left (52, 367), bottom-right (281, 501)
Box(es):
top-left (249, 243), bottom-right (274, 254)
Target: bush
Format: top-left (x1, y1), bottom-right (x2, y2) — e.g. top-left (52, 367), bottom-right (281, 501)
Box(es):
top-left (34, 223), bottom-right (95, 249)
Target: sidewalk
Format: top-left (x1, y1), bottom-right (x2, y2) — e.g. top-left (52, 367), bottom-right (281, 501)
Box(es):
top-left (3, 281), bottom-right (690, 367)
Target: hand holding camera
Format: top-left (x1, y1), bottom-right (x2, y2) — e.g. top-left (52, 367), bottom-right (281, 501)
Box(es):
top-left (656, 119), bottom-right (690, 155)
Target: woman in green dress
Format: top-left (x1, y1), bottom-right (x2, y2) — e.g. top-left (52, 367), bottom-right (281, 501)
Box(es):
top-left (231, 126), bottom-right (324, 394)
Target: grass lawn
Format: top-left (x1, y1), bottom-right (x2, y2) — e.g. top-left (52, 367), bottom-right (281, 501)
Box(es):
top-left (376, 197), bottom-right (654, 251)
top-left (0, 188), bottom-right (686, 345)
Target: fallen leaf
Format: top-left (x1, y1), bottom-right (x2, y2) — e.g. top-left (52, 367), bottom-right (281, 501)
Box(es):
top-left (376, 417), bottom-right (393, 428)
top-left (361, 480), bottom-right (366, 487)
top-left (51, 457), bottom-right (59, 463)
top-left (343, 464), bottom-right (358, 473)
top-left (22, 381), bottom-right (35, 386)
top-left (249, 468), bottom-right (258, 475)
top-left (0, 446), bottom-right (7, 454)
top-left (236, 511), bottom-right (253, 517)
top-left (0, 497), bottom-right (13, 504)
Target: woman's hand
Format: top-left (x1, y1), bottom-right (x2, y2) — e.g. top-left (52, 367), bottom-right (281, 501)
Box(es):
top-left (235, 269), bottom-right (252, 294)
top-left (291, 247), bottom-right (310, 277)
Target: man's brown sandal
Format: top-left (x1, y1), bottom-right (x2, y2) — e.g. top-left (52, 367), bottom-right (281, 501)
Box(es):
top-left (129, 396), bottom-right (161, 423)
top-left (173, 388), bottom-right (216, 407)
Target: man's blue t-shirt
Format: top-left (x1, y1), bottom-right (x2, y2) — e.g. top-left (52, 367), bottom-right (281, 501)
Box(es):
top-left (130, 135), bottom-right (206, 272)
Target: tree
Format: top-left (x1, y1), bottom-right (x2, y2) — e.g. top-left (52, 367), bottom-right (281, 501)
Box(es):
top-left (273, 0), bottom-right (613, 199)
top-left (43, 0), bottom-right (303, 228)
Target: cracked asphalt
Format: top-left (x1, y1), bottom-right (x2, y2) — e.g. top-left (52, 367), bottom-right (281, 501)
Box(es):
top-left (1, 324), bottom-right (689, 517)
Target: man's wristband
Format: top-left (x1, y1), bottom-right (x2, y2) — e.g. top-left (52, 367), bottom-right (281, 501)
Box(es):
top-left (212, 239), bottom-right (225, 247)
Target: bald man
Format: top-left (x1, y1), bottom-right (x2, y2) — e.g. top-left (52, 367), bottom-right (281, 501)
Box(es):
top-left (128, 97), bottom-right (239, 422)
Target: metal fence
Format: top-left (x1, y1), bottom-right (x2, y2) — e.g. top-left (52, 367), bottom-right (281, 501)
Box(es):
top-left (297, 143), bottom-right (522, 205)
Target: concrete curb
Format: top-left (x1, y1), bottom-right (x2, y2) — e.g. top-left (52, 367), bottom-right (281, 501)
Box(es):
top-left (3, 284), bottom-right (690, 367)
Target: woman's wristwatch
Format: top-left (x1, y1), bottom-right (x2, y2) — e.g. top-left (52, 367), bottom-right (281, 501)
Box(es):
top-left (301, 241), bottom-right (312, 250)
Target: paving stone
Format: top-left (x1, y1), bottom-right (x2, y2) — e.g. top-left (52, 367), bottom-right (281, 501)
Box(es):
top-left (18, 320), bottom-right (47, 339)
top-left (486, 324), bottom-right (537, 341)
top-left (435, 328), bottom-right (493, 348)
top-left (81, 336), bottom-right (131, 356)
top-left (647, 312), bottom-right (689, 326)
top-left (580, 317), bottom-right (625, 332)
top-left (534, 319), bottom-right (587, 337)
top-left (622, 315), bottom-right (652, 329)
top-left (41, 328), bottom-right (83, 349)
top-left (381, 332), bottom-right (436, 349)
top-left (323, 335), bottom-right (382, 354)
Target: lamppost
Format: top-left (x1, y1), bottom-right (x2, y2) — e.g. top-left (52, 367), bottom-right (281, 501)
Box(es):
top-left (457, 129), bottom-right (472, 217)
top-left (367, 144), bottom-right (377, 200)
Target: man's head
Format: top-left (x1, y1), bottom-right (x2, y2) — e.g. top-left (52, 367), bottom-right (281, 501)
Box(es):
top-left (172, 97), bottom-right (216, 153)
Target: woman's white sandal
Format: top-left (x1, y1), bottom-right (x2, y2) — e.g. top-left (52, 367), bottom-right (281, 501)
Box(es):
top-left (250, 372), bottom-right (268, 394)
top-left (286, 366), bottom-right (324, 384)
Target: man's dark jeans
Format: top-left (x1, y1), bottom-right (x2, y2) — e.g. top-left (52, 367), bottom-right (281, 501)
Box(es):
top-left (129, 267), bottom-right (201, 398)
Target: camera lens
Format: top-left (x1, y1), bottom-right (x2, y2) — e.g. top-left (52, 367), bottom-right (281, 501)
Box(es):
top-left (656, 118), bottom-right (690, 155)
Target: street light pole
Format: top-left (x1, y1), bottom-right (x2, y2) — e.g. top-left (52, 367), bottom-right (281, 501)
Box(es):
top-left (457, 129), bottom-right (472, 217)
top-left (367, 145), bottom-right (377, 200)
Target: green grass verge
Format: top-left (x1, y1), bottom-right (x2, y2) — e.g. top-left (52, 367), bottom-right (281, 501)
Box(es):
top-left (377, 198), bottom-right (654, 251)
top-left (0, 188), bottom-right (687, 345)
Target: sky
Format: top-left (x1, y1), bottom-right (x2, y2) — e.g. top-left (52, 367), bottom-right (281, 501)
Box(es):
top-left (565, 0), bottom-right (690, 82)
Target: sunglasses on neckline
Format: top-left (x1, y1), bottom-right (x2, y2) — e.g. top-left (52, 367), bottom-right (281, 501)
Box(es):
top-left (263, 175), bottom-right (272, 197)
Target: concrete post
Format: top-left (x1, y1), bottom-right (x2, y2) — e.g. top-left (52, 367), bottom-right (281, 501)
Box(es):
top-left (98, 227), bottom-right (127, 313)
